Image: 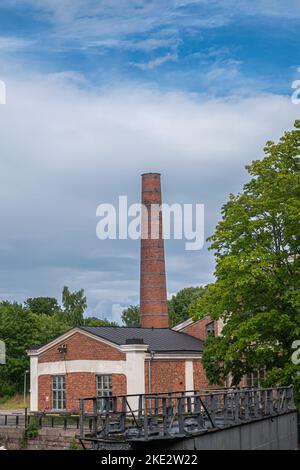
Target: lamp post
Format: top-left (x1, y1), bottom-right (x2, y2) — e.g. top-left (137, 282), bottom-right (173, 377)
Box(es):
top-left (24, 370), bottom-right (29, 407)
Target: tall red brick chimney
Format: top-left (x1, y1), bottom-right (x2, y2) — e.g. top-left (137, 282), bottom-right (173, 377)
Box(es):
top-left (140, 173), bottom-right (169, 328)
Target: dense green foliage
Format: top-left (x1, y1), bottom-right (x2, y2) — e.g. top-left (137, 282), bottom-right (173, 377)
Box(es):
top-left (121, 305), bottom-right (140, 326)
top-left (62, 286), bottom-right (87, 327)
top-left (0, 287), bottom-right (116, 398)
top-left (0, 301), bottom-right (69, 397)
top-left (168, 286), bottom-right (206, 326)
top-left (191, 121), bottom-right (300, 404)
top-left (24, 297), bottom-right (60, 316)
top-left (121, 286), bottom-right (206, 327)
top-left (83, 317), bottom-right (117, 327)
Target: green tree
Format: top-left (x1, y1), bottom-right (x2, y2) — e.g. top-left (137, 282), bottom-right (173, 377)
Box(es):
top-left (24, 297), bottom-right (60, 316)
top-left (192, 121), bottom-right (300, 404)
top-left (0, 302), bottom-right (35, 396)
top-left (169, 286), bottom-right (206, 327)
top-left (121, 305), bottom-right (140, 326)
top-left (62, 286), bottom-right (87, 327)
top-left (0, 301), bottom-right (69, 397)
top-left (83, 317), bottom-right (117, 327)
top-left (121, 287), bottom-right (206, 327)
top-left (35, 312), bottom-right (70, 345)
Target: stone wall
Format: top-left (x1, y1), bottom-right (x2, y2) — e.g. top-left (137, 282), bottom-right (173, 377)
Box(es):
top-left (0, 426), bottom-right (82, 450)
top-left (1, 412), bottom-right (297, 450)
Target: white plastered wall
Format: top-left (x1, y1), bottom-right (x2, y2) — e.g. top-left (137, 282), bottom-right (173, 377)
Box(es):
top-left (185, 360), bottom-right (194, 392)
top-left (30, 356), bottom-right (38, 412)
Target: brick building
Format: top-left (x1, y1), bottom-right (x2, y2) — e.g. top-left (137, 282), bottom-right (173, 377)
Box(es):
top-left (28, 323), bottom-right (211, 412)
top-left (28, 173), bottom-right (218, 412)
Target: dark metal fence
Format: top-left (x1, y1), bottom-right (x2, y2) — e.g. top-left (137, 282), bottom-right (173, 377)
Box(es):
top-left (0, 410), bottom-right (89, 431)
top-left (0, 386), bottom-right (295, 443)
top-left (79, 386), bottom-right (295, 444)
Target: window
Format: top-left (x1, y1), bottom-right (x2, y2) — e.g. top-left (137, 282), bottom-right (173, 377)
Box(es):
top-left (52, 375), bottom-right (66, 410)
top-left (206, 321), bottom-right (215, 337)
top-left (96, 375), bottom-right (112, 411)
top-left (245, 369), bottom-right (266, 388)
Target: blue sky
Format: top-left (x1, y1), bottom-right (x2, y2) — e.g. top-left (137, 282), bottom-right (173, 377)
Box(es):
top-left (0, 1), bottom-right (299, 322)
top-left (0, 0), bottom-right (299, 93)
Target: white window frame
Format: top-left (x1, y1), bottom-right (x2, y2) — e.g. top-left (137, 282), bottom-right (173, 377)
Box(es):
top-left (52, 375), bottom-right (66, 411)
top-left (246, 369), bottom-right (266, 388)
top-left (96, 374), bottom-right (112, 411)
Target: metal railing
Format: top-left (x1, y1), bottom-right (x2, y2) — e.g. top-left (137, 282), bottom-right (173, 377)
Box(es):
top-left (0, 409), bottom-right (88, 431)
top-left (79, 386), bottom-right (295, 443)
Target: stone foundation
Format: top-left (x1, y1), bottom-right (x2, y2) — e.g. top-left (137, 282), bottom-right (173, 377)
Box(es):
top-left (0, 426), bottom-right (82, 450)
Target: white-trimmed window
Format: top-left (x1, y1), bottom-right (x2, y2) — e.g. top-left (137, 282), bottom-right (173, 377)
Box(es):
top-left (96, 375), bottom-right (112, 410)
top-left (52, 375), bottom-right (66, 410)
top-left (246, 369), bottom-right (266, 388)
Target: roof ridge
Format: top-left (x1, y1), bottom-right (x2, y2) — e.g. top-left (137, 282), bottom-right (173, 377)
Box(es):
top-left (28, 327), bottom-right (204, 355)
top-left (81, 325), bottom-right (173, 330)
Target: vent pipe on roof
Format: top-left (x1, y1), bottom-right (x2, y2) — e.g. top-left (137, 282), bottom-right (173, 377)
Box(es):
top-left (125, 338), bottom-right (144, 344)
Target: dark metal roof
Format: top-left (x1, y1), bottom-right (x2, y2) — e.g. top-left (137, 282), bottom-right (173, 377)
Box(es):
top-left (28, 344), bottom-right (43, 351)
top-left (79, 326), bottom-right (203, 353)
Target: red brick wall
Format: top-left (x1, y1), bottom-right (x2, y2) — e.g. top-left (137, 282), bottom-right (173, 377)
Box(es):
top-left (66, 372), bottom-right (97, 412)
top-left (144, 358), bottom-right (210, 394)
top-left (39, 331), bottom-right (125, 363)
top-left (181, 318), bottom-right (218, 341)
top-left (145, 360), bottom-right (185, 394)
top-left (38, 375), bottom-right (52, 411)
top-left (140, 173), bottom-right (169, 328)
top-left (38, 373), bottom-right (127, 412)
top-left (193, 360), bottom-right (209, 390)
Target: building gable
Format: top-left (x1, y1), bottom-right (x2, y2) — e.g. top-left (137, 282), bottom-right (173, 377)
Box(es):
top-left (38, 331), bottom-right (126, 363)
top-left (173, 317), bottom-right (218, 341)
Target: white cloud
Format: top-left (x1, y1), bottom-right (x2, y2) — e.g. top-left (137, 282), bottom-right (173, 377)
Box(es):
top-left (0, 70), bottom-right (298, 319)
top-left (0, 36), bottom-right (34, 53)
top-left (111, 304), bottom-right (125, 324)
top-left (132, 53), bottom-right (178, 70)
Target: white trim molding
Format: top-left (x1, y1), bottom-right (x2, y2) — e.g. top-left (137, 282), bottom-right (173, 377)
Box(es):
top-left (145, 353), bottom-right (201, 360)
top-left (185, 360), bottom-right (194, 391)
top-left (30, 356), bottom-right (38, 412)
top-left (217, 319), bottom-right (225, 336)
top-left (28, 328), bottom-right (124, 356)
top-left (172, 317), bottom-right (209, 332)
top-left (172, 318), bottom-right (194, 331)
top-left (37, 360), bottom-right (126, 376)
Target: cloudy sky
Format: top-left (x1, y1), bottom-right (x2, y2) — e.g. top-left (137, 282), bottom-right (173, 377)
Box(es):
top-left (0, 1), bottom-right (299, 322)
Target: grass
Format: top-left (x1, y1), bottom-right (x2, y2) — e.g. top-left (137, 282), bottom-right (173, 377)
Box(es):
top-left (0, 394), bottom-right (29, 410)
